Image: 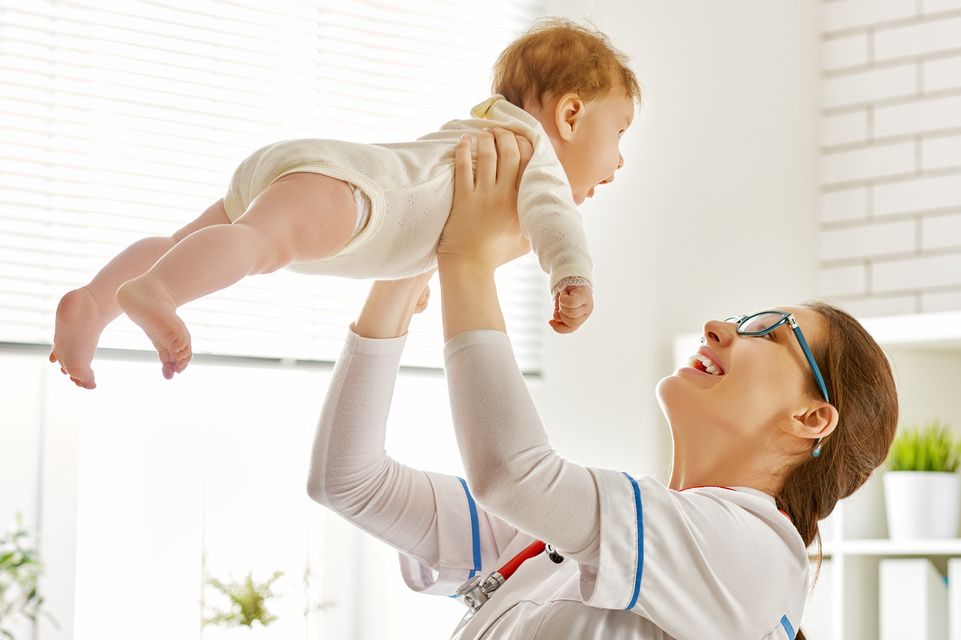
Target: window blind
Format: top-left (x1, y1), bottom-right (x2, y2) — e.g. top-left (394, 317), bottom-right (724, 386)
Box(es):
top-left (0, 0), bottom-right (548, 373)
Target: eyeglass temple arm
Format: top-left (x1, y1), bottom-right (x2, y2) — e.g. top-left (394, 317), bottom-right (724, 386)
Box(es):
top-left (788, 320), bottom-right (831, 404)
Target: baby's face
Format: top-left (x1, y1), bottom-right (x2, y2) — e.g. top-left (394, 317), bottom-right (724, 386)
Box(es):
top-left (557, 90), bottom-right (634, 205)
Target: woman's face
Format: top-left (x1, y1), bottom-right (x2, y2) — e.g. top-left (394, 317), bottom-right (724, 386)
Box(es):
top-left (656, 305), bottom-right (830, 448)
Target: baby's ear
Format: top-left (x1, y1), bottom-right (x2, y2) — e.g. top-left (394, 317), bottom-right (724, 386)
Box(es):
top-left (554, 93), bottom-right (585, 141)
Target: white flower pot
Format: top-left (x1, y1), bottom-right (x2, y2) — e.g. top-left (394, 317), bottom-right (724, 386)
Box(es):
top-left (884, 471), bottom-right (961, 540)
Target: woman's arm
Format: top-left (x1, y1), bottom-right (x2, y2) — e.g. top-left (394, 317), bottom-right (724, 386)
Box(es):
top-left (436, 129), bottom-right (601, 561)
top-left (353, 273), bottom-right (432, 339)
top-left (306, 273), bottom-right (443, 561)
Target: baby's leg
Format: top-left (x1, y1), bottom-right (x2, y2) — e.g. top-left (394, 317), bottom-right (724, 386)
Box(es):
top-left (117, 173), bottom-right (358, 380)
top-left (51, 199), bottom-right (231, 389)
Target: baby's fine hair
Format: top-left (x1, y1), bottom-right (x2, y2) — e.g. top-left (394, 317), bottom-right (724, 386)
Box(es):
top-left (492, 18), bottom-right (641, 109)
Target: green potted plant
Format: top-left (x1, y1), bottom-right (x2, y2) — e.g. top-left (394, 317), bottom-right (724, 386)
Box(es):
top-left (884, 420), bottom-right (961, 540)
top-left (203, 569), bottom-right (284, 637)
top-left (0, 514), bottom-right (52, 639)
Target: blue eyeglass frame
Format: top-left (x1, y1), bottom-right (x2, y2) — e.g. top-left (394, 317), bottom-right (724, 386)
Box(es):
top-left (725, 310), bottom-right (831, 404)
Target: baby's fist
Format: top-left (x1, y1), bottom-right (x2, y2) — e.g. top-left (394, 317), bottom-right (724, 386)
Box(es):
top-left (549, 285), bottom-right (594, 334)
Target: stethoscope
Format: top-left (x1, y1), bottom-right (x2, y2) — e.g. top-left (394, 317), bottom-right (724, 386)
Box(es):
top-left (455, 539), bottom-right (565, 622)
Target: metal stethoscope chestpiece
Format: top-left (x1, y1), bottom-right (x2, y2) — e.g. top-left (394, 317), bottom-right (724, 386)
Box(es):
top-left (455, 540), bottom-right (565, 619)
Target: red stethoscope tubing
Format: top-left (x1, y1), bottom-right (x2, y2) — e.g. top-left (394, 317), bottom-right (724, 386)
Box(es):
top-left (497, 540), bottom-right (546, 580)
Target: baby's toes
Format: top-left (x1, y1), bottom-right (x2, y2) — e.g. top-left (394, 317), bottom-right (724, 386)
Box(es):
top-left (173, 354), bottom-right (191, 374)
top-left (157, 348), bottom-right (177, 379)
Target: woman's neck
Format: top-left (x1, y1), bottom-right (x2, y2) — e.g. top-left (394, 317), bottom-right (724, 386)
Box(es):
top-left (669, 435), bottom-right (784, 496)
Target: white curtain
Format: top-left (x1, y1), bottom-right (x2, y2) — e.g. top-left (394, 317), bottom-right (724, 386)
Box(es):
top-left (0, 0), bottom-right (548, 372)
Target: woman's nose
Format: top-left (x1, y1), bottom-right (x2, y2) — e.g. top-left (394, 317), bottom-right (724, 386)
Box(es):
top-left (702, 319), bottom-right (734, 345)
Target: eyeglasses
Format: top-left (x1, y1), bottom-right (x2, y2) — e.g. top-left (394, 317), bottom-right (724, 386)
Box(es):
top-left (724, 311), bottom-right (831, 404)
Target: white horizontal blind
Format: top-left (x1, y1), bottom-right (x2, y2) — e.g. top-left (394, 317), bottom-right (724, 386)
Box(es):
top-left (0, 0), bottom-right (548, 372)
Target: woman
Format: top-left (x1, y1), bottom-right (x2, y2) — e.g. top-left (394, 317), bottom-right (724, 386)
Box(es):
top-left (307, 129), bottom-right (899, 639)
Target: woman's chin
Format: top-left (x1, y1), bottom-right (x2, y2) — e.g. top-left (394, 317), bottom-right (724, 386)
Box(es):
top-left (655, 374), bottom-right (684, 407)
top-left (656, 371), bottom-right (713, 416)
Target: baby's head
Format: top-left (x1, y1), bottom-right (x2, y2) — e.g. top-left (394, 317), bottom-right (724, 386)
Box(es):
top-left (492, 19), bottom-right (641, 204)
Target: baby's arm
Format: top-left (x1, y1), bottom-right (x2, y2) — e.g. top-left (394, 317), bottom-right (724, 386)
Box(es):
top-left (516, 151), bottom-right (595, 333)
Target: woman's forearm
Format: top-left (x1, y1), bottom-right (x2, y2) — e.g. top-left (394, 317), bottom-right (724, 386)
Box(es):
top-left (438, 258), bottom-right (599, 560)
top-left (354, 276), bottom-right (430, 339)
top-left (444, 330), bottom-right (600, 561)
top-left (307, 274), bottom-right (441, 563)
top-left (438, 255), bottom-right (506, 342)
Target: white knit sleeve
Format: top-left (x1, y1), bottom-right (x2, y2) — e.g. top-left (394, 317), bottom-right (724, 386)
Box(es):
top-left (517, 149), bottom-right (594, 298)
top-left (306, 326), bottom-right (517, 595)
top-left (443, 329), bottom-right (601, 564)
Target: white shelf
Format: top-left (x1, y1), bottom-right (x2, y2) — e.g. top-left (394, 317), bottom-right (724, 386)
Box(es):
top-left (857, 310), bottom-right (961, 349)
top-left (820, 539), bottom-right (961, 557)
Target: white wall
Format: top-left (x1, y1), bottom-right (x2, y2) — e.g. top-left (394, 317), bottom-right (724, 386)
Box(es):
top-left (818, 0), bottom-right (961, 317)
top-left (532, 0), bottom-right (822, 479)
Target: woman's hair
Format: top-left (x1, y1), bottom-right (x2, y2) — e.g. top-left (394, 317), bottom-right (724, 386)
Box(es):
top-left (777, 302), bottom-right (899, 640)
top-left (491, 18), bottom-right (642, 109)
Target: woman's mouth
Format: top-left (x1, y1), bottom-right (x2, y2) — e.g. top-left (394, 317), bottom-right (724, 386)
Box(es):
top-left (686, 349), bottom-right (725, 376)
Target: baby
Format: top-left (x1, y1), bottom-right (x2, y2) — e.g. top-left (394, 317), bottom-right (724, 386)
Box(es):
top-left (49, 18), bottom-right (640, 388)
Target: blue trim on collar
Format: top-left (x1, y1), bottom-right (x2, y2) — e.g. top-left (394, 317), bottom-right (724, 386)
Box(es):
top-left (780, 614), bottom-right (796, 638)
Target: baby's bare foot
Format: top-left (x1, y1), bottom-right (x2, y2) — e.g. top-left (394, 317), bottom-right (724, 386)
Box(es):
top-left (50, 287), bottom-right (108, 389)
top-left (117, 277), bottom-right (192, 379)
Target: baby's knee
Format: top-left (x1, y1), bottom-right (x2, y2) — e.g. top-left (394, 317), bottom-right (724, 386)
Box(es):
top-left (233, 221), bottom-right (295, 273)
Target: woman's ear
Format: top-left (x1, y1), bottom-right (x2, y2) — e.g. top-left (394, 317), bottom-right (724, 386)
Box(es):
top-left (793, 402), bottom-right (839, 442)
top-left (554, 93), bottom-right (585, 142)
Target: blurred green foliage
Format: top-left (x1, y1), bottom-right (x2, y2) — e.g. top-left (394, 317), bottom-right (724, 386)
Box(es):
top-left (887, 420), bottom-right (961, 472)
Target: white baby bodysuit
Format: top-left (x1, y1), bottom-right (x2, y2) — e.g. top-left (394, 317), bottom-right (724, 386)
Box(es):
top-left (223, 95), bottom-right (593, 296)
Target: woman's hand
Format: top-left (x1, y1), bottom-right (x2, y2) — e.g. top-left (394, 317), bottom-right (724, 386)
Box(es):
top-left (436, 128), bottom-right (534, 271)
top-left (353, 270), bottom-right (434, 340)
top-left (436, 128), bottom-right (534, 342)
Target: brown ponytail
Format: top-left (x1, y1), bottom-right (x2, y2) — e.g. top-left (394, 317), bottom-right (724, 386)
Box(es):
top-left (777, 302), bottom-right (900, 638)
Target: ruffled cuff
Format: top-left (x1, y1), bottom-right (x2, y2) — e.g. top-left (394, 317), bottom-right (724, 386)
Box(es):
top-left (551, 275), bottom-right (593, 298)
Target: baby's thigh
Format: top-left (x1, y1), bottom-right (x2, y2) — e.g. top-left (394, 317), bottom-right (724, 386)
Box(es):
top-left (235, 172), bottom-right (358, 263)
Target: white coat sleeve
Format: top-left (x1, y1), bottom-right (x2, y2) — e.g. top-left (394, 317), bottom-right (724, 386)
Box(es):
top-left (306, 326), bottom-right (518, 596)
top-left (443, 330), bottom-right (809, 636)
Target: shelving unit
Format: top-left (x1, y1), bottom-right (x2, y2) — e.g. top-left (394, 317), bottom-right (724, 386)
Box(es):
top-left (818, 309), bottom-right (961, 640)
top-left (674, 309), bottom-right (961, 639)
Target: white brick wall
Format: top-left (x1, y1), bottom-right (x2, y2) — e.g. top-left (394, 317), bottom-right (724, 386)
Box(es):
top-left (818, 0), bottom-right (961, 316)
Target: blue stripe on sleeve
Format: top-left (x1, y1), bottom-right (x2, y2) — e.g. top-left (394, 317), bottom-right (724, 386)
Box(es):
top-left (622, 472), bottom-right (644, 610)
top-left (780, 615), bottom-right (796, 639)
top-left (457, 477), bottom-right (482, 579)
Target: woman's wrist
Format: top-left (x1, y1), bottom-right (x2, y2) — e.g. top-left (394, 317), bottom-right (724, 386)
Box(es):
top-left (353, 279), bottom-right (428, 339)
top-left (437, 254), bottom-right (497, 280)
top-left (438, 255), bottom-right (506, 341)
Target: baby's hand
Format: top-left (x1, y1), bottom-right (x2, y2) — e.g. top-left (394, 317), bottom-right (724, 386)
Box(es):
top-left (549, 285), bottom-right (593, 334)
